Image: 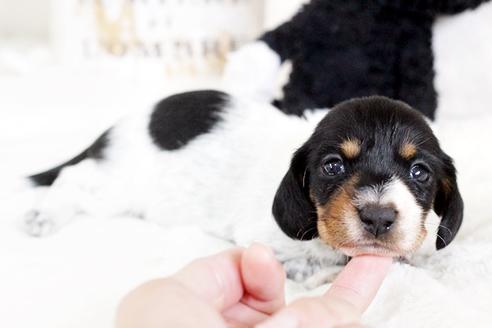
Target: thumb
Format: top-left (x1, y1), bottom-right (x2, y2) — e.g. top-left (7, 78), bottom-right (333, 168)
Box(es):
top-left (172, 248), bottom-right (245, 310)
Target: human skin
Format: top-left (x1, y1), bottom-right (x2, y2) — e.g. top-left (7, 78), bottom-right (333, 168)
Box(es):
top-left (115, 244), bottom-right (392, 328)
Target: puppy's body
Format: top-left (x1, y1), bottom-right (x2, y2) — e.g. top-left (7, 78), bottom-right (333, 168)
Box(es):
top-left (25, 91), bottom-right (461, 284)
top-left (27, 91), bottom-right (341, 281)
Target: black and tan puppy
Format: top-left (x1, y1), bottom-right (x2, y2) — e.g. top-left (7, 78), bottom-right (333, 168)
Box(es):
top-left (273, 97), bottom-right (462, 257)
top-left (24, 93), bottom-right (462, 284)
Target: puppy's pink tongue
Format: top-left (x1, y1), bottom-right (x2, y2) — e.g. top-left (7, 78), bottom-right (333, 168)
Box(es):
top-left (326, 256), bottom-right (393, 313)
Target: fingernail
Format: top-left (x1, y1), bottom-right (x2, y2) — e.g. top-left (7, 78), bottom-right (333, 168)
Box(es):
top-left (257, 312), bottom-right (299, 328)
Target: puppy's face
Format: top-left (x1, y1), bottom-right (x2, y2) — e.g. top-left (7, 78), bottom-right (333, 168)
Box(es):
top-left (273, 97), bottom-right (463, 257)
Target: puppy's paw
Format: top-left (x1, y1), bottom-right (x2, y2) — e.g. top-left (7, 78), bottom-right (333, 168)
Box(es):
top-left (283, 258), bottom-right (317, 282)
top-left (23, 210), bottom-right (57, 237)
top-left (283, 257), bottom-right (345, 289)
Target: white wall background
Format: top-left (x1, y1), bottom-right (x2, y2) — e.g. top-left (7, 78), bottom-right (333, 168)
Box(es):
top-left (0, 0), bottom-right (306, 41)
top-left (264, 0), bottom-right (307, 29)
top-left (0, 0), bottom-right (51, 40)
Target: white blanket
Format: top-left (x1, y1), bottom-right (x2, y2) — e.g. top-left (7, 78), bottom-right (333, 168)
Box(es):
top-left (1, 4), bottom-right (492, 327)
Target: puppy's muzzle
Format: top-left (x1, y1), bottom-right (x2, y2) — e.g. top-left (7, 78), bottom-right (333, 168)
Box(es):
top-left (358, 205), bottom-right (397, 238)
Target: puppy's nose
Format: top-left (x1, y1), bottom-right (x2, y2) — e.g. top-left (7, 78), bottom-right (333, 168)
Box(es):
top-left (359, 205), bottom-right (397, 237)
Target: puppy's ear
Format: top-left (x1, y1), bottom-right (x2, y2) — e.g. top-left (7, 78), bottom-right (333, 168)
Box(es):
top-left (433, 153), bottom-right (463, 250)
top-left (272, 146), bottom-right (318, 240)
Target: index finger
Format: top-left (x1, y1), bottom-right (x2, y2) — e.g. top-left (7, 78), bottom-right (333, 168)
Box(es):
top-left (256, 256), bottom-right (392, 328)
top-left (325, 255), bottom-right (392, 314)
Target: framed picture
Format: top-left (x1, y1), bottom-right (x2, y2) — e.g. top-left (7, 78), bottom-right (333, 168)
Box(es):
top-left (52, 0), bottom-right (264, 77)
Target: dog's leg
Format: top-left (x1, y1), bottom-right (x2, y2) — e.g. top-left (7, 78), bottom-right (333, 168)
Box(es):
top-left (271, 238), bottom-right (347, 288)
top-left (24, 159), bottom-right (107, 236)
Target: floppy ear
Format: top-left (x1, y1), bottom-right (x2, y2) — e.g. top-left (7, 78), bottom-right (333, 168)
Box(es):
top-left (272, 146), bottom-right (318, 240)
top-left (433, 153), bottom-right (464, 250)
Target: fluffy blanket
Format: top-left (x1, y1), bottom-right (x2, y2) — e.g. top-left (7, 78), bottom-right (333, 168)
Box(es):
top-left (1, 4), bottom-right (492, 327)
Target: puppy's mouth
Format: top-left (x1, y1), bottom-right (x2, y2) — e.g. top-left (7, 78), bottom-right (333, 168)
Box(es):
top-left (338, 242), bottom-right (402, 258)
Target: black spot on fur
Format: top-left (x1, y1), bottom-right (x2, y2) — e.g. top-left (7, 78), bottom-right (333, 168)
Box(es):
top-left (29, 130), bottom-right (110, 186)
top-left (260, 0), bottom-right (489, 119)
top-left (149, 90), bottom-right (228, 150)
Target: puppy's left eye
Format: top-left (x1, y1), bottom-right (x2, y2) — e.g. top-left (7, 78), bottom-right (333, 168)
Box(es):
top-left (322, 156), bottom-right (345, 176)
top-left (410, 164), bottom-right (430, 183)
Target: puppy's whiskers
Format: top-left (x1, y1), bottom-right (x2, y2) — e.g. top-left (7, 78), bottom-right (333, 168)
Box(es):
top-left (300, 226), bottom-right (317, 240)
top-left (295, 218), bottom-right (317, 239)
top-left (424, 222), bottom-right (453, 235)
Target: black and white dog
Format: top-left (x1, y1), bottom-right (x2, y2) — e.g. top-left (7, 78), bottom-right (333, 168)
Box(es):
top-left (25, 92), bottom-right (462, 284)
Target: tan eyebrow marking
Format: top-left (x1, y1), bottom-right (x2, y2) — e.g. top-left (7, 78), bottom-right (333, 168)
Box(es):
top-left (340, 138), bottom-right (361, 159)
top-left (400, 143), bottom-right (417, 160)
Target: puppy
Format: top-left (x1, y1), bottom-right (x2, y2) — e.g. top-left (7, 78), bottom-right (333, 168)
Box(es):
top-left (25, 92), bottom-right (462, 284)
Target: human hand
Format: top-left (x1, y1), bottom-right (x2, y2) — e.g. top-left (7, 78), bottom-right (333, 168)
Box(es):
top-left (257, 255), bottom-right (392, 328)
top-left (115, 243), bottom-right (286, 328)
top-left (115, 244), bottom-right (392, 328)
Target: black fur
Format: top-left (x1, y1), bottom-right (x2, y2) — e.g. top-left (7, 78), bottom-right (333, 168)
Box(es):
top-left (272, 146), bottom-right (318, 240)
top-left (149, 90), bottom-right (228, 150)
top-left (433, 153), bottom-right (464, 249)
top-left (260, 0), bottom-right (489, 119)
top-left (272, 96), bottom-right (463, 250)
top-left (29, 130), bottom-right (110, 186)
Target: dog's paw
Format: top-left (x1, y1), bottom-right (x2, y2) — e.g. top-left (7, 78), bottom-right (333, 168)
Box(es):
top-left (23, 210), bottom-right (57, 237)
top-left (283, 257), bottom-right (345, 288)
top-left (284, 258), bottom-right (318, 282)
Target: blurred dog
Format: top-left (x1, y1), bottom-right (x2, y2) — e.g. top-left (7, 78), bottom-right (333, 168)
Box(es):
top-left (225, 0), bottom-right (490, 118)
top-left (25, 92), bottom-right (462, 284)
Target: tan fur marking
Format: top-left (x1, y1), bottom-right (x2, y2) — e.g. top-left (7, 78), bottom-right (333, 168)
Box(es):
top-left (441, 178), bottom-right (453, 195)
top-left (400, 143), bottom-right (417, 160)
top-left (315, 175), bottom-right (427, 256)
top-left (316, 176), bottom-right (359, 248)
top-left (340, 139), bottom-right (361, 159)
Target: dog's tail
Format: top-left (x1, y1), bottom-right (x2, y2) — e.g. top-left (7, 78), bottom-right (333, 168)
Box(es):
top-left (29, 130), bottom-right (110, 187)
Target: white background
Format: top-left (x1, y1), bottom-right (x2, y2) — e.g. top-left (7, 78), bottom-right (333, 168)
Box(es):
top-left (0, 0), bottom-right (307, 41)
top-left (0, 0), bottom-right (51, 40)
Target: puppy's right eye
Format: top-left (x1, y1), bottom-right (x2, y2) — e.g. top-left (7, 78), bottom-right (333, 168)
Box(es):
top-left (410, 164), bottom-right (430, 183)
top-left (322, 156), bottom-right (345, 176)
